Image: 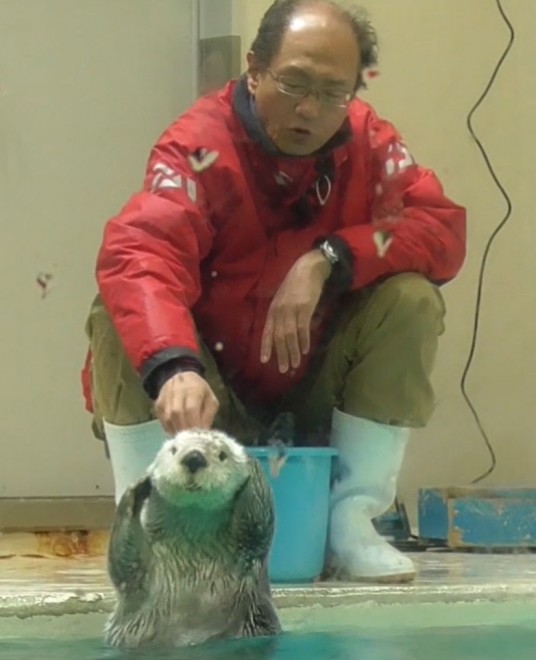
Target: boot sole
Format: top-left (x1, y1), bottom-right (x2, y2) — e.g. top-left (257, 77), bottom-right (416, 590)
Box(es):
top-left (321, 566), bottom-right (417, 585)
top-left (349, 571), bottom-right (416, 584)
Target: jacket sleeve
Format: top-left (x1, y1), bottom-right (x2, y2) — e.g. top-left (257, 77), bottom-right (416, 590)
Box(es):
top-left (95, 140), bottom-right (215, 389)
top-left (330, 111), bottom-right (467, 289)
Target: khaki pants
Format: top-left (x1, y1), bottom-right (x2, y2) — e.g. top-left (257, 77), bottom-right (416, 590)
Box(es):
top-left (85, 273), bottom-right (446, 446)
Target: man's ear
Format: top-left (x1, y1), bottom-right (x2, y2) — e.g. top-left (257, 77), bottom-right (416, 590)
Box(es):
top-left (246, 51), bottom-right (262, 96)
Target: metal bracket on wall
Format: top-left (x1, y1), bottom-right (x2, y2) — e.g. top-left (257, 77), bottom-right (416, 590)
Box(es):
top-left (198, 35), bottom-right (242, 96)
top-left (197, 0), bottom-right (242, 96)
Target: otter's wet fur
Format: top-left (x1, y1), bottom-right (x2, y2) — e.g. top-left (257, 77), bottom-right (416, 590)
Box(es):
top-left (105, 429), bottom-right (281, 649)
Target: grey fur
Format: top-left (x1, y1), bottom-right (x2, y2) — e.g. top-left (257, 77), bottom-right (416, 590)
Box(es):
top-left (105, 429), bottom-right (282, 649)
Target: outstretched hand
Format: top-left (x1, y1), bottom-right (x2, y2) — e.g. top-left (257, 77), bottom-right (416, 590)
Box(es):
top-left (260, 250), bottom-right (331, 374)
top-left (155, 371), bottom-right (219, 435)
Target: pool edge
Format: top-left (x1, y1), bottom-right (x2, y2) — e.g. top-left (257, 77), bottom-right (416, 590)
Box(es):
top-left (4, 582), bottom-right (536, 619)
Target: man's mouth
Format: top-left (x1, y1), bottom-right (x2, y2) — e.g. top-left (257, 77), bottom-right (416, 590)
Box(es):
top-left (290, 127), bottom-right (312, 136)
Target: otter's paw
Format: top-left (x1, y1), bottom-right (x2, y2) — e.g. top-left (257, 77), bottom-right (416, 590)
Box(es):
top-left (117, 476), bottom-right (152, 517)
top-left (131, 476), bottom-right (152, 516)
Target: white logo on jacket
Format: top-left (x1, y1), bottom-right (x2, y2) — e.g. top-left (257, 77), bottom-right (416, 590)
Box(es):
top-left (150, 163), bottom-right (197, 203)
top-left (384, 143), bottom-right (415, 178)
top-left (188, 149), bottom-right (219, 173)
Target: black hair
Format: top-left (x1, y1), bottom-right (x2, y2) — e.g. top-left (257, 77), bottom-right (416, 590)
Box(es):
top-left (249, 0), bottom-right (379, 91)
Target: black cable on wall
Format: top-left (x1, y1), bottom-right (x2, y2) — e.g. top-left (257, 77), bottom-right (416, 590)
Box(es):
top-left (460, 0), bottom-right (515, 485)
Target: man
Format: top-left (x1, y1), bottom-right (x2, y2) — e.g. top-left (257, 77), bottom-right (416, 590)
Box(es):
top-left (82, 0), bottom-right (466, 583)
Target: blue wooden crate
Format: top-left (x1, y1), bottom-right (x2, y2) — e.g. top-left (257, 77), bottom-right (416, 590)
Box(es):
top-left (418, 487), bottom-right (536, 549)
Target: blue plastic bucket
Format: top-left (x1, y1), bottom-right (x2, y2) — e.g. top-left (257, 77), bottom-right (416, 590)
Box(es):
top-left (247, 446), bottom-right (338, 583)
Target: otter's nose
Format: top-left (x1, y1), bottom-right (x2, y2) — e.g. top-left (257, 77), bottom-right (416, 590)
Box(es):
top-left (181, 450), bottom-right (208, 474)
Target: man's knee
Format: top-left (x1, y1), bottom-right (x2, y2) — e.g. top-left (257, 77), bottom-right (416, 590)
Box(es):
top-left (372, 273), bottom-right (446, 335)
top-left (85, 295), bottom-right (154, 429)
top-left (334, 274), bottom-right (445, 427)
top-left (86, 294), bottom-right (122, 352)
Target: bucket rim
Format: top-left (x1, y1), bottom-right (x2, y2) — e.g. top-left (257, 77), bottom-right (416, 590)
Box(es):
top-left (246, 447), bottom-right (338, 457)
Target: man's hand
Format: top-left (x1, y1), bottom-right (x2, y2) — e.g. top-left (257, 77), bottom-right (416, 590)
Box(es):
top-left (155, 371), bottom-right (219, 435)
top-left (260, 250), bottom-right (331, 374)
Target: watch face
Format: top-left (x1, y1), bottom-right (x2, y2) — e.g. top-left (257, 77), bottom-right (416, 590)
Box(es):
top-left (322, 241), bottom-right (339, 264)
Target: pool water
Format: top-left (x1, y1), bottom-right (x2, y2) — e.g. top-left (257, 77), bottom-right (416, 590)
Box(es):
top-left (2, 624), bottom-right (536, 660)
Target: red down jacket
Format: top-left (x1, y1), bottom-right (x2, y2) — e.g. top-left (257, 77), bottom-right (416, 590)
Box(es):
top-left (82, 79), bottom-right (466, 411)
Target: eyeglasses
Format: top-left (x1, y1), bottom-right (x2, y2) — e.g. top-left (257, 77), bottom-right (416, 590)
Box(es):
top-left (266, 69), bottom-right (354, 109)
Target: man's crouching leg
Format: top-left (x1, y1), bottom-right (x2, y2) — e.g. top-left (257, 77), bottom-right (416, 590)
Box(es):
top-left (295, 273), bottom-right (446, 583)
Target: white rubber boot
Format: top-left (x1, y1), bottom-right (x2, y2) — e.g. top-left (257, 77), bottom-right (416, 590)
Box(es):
top-left (329, 408), bottom-right (416, 583)
top-left (103, 419), bottom-right (168, 504)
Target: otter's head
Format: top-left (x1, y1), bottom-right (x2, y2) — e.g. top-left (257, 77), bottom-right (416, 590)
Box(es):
top-left (149, 429), bottom-right (250, 509)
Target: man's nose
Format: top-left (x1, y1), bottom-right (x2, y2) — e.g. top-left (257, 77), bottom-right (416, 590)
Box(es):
top-left (294, 91), bottom-right (322, 120)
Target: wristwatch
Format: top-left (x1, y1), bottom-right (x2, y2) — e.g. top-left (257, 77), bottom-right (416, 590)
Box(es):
top-left (318, 239), bottom-right (340, 266)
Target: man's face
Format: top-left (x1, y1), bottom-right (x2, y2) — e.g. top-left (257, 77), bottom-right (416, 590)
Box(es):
top-left (247, 7), bottom-right (360, 157)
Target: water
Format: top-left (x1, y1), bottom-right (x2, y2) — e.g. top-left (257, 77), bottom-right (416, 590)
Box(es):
top-left (2, 625), bottom-right (536, 660)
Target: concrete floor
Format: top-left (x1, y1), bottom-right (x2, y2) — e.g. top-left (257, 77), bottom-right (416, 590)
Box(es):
top-left (2, 541), bottom-right (536, 618)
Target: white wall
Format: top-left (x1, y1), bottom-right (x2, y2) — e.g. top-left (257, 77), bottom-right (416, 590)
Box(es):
top-left (0, 0), bottom-right (197, 497)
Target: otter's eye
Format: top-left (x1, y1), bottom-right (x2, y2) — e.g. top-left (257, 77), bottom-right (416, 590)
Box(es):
top-left (218, 451), bottom-right (228, 462)
top-left (170, 446), bottom-right (177, 456)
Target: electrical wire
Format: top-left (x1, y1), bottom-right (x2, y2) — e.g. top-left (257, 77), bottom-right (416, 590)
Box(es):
top-left (462, 0), bottom-right (515, 485)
